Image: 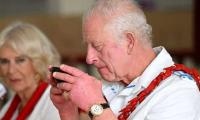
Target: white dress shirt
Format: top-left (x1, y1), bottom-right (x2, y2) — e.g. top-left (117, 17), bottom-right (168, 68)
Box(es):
top-left (102, 46), bottom-right (200, 120)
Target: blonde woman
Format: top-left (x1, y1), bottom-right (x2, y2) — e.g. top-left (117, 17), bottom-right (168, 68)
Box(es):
top-left (0, 22), bottom-right (61, 120)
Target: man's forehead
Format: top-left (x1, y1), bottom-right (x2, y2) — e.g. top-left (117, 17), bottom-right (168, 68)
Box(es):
top-left (83, 14), bottom-right (105, 31)
top-left (82, 15), bottom-right (109, 43)
top-left (83, 26), bottom-right (102, 43)
top-left (83, 34), bottom-right (99, 44)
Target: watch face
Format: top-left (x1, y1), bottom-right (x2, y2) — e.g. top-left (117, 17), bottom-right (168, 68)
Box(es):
top-left (91, 104), bottom-right (103, 116)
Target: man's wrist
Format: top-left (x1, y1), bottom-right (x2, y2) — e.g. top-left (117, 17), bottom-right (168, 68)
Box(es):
top-left (88, 102), bottom-right (110, 119)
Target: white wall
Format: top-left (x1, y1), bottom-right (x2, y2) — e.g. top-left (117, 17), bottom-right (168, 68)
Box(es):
top-left (47, 0), bottom-right (95, 16)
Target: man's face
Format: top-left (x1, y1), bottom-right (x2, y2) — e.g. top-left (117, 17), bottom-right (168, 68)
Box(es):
top-left (83, 17), bottom-right (130, 82)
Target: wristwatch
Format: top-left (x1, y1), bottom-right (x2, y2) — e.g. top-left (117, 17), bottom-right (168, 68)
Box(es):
top-left (88, 103), bottom-right (110, 119)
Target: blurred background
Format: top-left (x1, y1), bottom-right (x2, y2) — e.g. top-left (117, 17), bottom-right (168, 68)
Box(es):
top-left (0, 0), bottom-right (198, 77)
top-left (0, 0), bottom-right (199, 110)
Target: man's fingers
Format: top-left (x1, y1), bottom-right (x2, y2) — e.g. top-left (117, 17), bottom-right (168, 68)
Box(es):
top-left (60, 64), bottom-right (84, 77)
top-left (53, 72), bottom-right (75, 84)
top-left (62, 91), bottom-right (70, 100)
top-left (48, 74), bottom-right (57, 87)
top-left (50, 86), bottom-right (63, 95)
top-left (57, 82), bottom-right (73, 92)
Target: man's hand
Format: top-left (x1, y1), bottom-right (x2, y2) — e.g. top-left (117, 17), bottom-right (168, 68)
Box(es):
top-left (53, 64), bottom-right (106, 112)
top-left (48, 66), bottom-right (79, 120)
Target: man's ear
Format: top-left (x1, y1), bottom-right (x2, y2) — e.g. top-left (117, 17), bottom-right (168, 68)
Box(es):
top-left (126, 32), bottom-right (135, 54)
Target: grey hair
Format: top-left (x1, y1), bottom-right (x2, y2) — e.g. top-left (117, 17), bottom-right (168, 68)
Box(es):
top-left (0, 21), bottom-right (61, 81)
top-left (106, 12), bottom-right (153, 47)
top-left (83, 0), bottom-right (152, 47)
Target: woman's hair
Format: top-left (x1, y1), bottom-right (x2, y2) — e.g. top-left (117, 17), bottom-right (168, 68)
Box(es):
top-left (0, 21), bottom-right (61, 81)
top-left (83, 0), bottom-right (152, 47)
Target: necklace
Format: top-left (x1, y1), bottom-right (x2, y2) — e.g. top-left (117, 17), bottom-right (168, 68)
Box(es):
top-left (118, 64), bottom-right (200, 120)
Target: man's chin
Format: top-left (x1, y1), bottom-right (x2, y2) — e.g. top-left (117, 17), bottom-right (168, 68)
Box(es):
top-left (98, 68), bottom-right (115, 81)
top-left (99, 72), bottom-right (115, 81)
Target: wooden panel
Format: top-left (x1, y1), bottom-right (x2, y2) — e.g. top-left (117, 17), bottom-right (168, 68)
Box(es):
top-left (0, 11), bottom-right (194, 62)
top-left (0, 15), bottom-right (85, 62)
top-left (146, 11), bottom-right (193, 52)
top-left (195, 0), bottom-right (200, 57)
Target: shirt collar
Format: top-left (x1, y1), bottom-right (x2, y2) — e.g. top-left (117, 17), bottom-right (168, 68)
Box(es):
top-left (102, 80), bottom-right (125, 102)
top-left (115, 46), bottom-right (174, 96)
top-left (138, 46), bottom-right (174, 88)
top-left (118, 77), bottom-right (140, 96)
top-left (102, 46), bottom-right (174, 100)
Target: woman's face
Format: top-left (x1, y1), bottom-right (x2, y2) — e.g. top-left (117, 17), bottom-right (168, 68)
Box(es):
top-left (0, 45), bottom-right (38, 93)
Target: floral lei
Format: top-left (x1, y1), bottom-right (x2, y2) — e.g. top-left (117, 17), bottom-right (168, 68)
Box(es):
top-left (118, 64), bottom-right (200, 120)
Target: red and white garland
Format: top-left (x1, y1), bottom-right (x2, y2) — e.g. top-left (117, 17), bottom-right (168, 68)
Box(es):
top-left (118, 64), bottom-right (200, 120)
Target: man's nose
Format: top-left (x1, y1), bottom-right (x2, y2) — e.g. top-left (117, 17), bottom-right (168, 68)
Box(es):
top-left (86, 45), bottom-right (98, 65)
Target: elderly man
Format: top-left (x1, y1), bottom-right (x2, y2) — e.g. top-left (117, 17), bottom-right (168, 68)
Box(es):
top-left (49, 0), bottom-right (200, 120)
